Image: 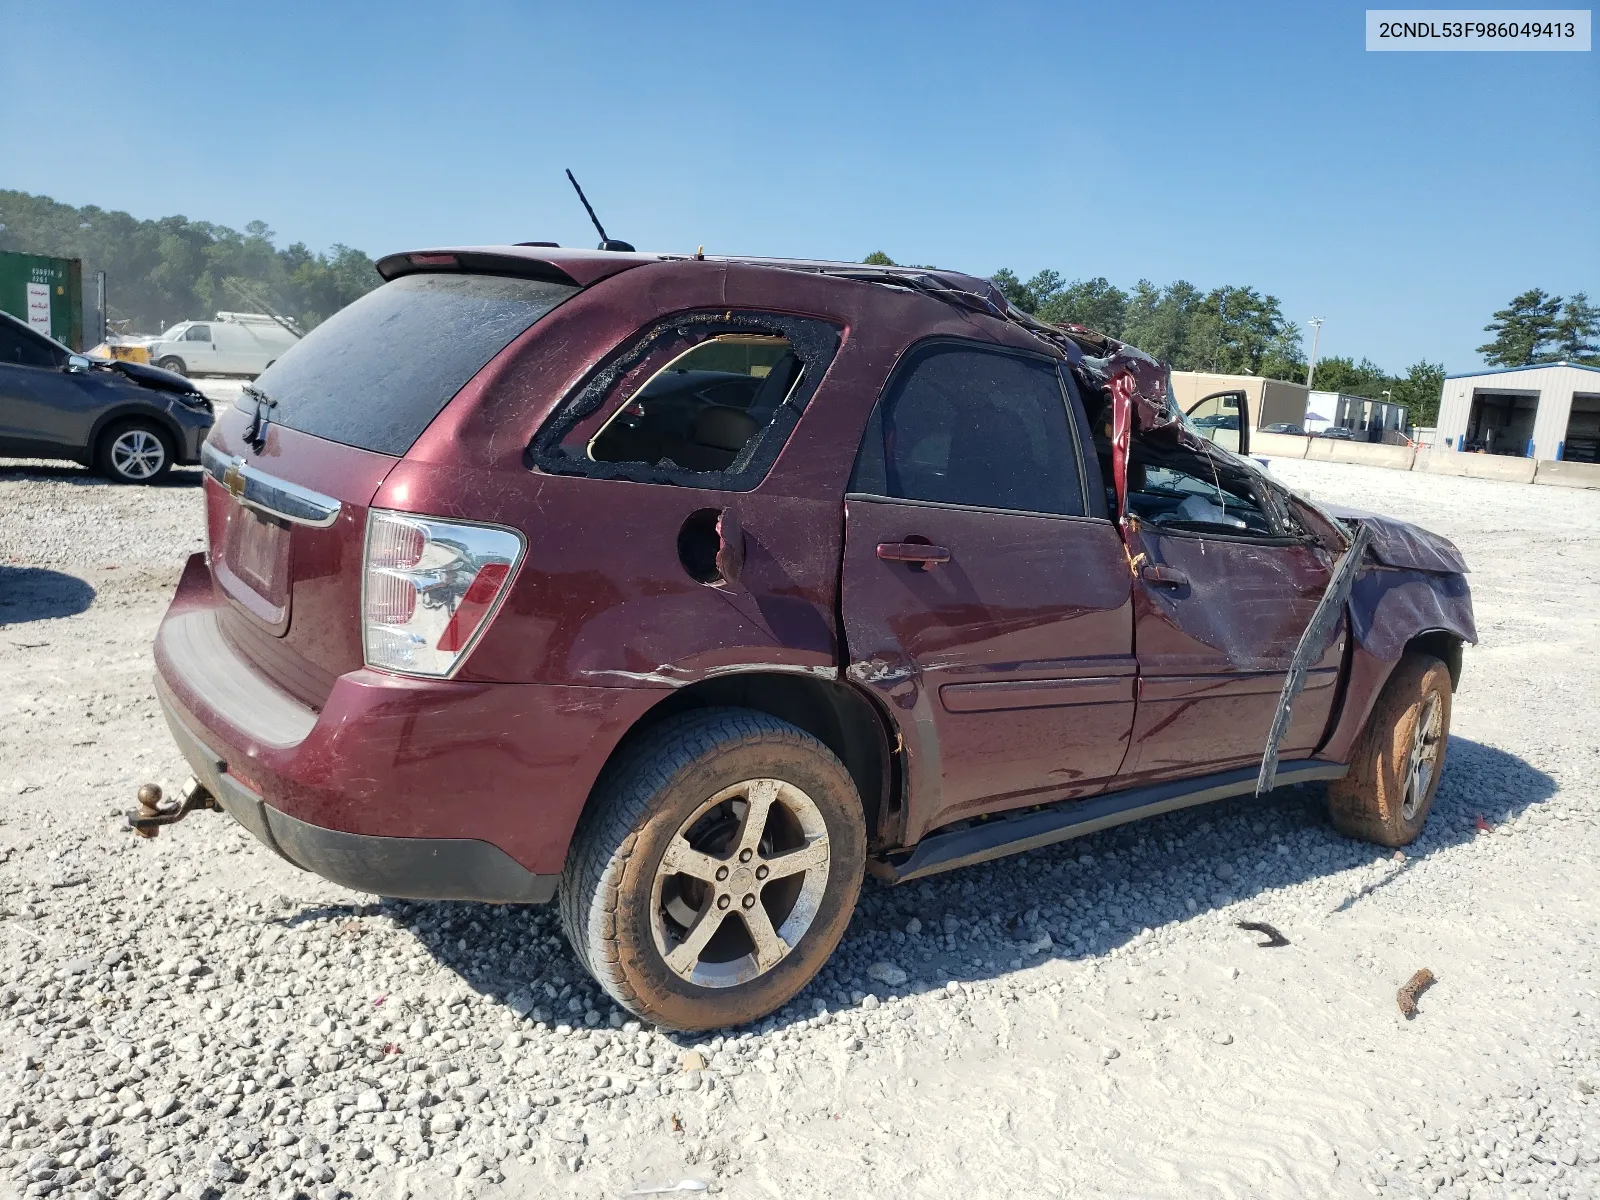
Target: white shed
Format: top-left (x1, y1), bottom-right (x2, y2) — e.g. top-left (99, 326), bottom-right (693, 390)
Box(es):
top-left (1436, 362), bottom-right (1600, 462)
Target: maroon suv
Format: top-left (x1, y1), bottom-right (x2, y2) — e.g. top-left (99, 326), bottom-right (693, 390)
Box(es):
top-left (151, 247), bottom-right (1474, 1030)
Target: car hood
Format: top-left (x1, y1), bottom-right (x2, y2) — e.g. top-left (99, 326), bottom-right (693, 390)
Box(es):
top-left (99, 358), bottom-right (205, 396)
top-left (1323, 505), bottom-right (1467, 575)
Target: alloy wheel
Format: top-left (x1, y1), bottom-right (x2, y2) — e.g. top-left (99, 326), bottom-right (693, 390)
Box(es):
top-left (650, 778), bottom-right (831, 988)
top-left (1400, 692), bottom-right (1442, 821)
top-left (111, 429), bottom-right (166, 481)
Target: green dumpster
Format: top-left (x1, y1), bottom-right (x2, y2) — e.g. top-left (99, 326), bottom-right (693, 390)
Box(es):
top-left (0, 250), bottom-right (84, 350)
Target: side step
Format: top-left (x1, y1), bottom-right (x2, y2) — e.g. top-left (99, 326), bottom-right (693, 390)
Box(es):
top-left (871, 759), bottom-right (1348, 884)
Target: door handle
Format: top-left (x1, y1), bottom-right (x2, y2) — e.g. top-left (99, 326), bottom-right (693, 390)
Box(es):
top-left (1141, 564), bottom-right (1189, 586)
top-left (877, 542), bottom-right (951, 568)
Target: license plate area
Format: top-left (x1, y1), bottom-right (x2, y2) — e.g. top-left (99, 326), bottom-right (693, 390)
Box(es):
top-left (215, 500), bottom-right (293, 634)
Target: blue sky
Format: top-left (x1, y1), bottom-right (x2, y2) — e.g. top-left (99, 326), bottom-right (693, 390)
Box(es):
top-left (2, 0), bottom-right (1595, 371)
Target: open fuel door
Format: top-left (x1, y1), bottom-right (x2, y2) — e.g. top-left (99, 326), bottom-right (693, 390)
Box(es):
top-left (1186, 389), bottom-right (1249, 457)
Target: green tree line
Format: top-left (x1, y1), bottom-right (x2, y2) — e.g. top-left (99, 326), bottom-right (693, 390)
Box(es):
top-left (0, 190), bottom-right (381, 334)
top-left (3, 189), bottom-right (1587, 431)
top-left (867, 254), bottom-right (1600, 428)
top-left (869, 252), bottom-right (1453, 425)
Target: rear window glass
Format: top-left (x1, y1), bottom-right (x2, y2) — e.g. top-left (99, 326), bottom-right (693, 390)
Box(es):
top-left (239, 273), bottom-right (579, 456)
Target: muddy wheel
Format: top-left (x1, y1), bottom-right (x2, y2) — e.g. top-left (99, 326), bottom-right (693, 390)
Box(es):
top-left (156, 356), bottom-right (187, 376)
top-left (1327, 652), bottom-right (1452, 847)
top-left (560, 708), bottom-right (866, 1031)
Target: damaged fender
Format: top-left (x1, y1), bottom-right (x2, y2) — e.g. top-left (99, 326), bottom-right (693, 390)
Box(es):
top-left (1055, 330), bottom-right (1474, 793)
top-left (1256, 519), bottom-right (1373, 793)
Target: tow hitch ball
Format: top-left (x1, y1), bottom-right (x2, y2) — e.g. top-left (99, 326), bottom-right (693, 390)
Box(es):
top-left (127, 777), bottom-right (220, 838)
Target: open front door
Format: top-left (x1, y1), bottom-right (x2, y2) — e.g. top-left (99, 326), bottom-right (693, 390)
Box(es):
top-left (1186, 389), bottom-right (1250, 456)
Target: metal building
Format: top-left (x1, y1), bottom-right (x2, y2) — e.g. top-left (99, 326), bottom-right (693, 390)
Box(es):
top-left (1436, 363), bottom-right (1600, 462)
top-left (1310, 391), bottom-right (1410, 440)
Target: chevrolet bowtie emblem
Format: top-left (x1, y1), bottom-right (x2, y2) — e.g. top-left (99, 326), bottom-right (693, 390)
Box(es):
top-left (222, 459), bottom-right (247, 499)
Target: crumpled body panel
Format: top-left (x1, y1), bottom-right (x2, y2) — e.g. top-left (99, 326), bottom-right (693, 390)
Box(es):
top-left (1324, 505), bottom-right (1470, 576)
top-left (1349, 567), bottom-right (1477, 662)
top-left (1323, 506), bottom-right (1476, 664)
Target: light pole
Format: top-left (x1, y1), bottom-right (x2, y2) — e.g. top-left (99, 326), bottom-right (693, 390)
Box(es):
top-left (1305, 317), bottom-right (1325, 390)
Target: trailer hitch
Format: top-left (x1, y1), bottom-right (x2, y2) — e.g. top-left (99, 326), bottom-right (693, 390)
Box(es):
top-left (127, 777), bottom-right (220, 838)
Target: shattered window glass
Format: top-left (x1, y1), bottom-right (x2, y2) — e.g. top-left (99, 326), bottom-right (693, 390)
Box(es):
top-left (851, 344), bottom-right (1086, 517)
top-left (1127, 458), bottom-right (1275, 536)
top-left (581, 334), bottom-right (803, 472)
top-left (532, 311), bottom-right (839, 490)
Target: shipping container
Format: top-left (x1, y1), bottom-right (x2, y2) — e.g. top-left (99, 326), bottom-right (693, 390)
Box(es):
top-left (0, 250), bottom-right (84, 350)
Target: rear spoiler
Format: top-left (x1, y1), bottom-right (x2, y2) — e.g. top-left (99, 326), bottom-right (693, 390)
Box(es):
top-left (374, 246), bottom-right (656, 288)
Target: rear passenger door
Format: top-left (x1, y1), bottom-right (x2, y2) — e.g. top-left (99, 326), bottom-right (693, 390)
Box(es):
top-left (841, 341), bottom-right (1136, 845)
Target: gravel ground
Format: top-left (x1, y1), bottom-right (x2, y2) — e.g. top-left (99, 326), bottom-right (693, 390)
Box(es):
top-left (1, 448), bottom-right (1596, 1200)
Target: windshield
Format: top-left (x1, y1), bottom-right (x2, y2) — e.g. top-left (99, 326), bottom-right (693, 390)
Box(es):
top-left (237, 272), bottom-right (580, 456)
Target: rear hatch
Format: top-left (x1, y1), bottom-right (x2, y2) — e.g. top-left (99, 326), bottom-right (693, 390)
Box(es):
top-left (203, 272), bottom-right (581, 707)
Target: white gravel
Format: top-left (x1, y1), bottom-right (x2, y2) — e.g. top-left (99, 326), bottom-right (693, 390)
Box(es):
top-left (1, 452), bottom-right (1597, 1200)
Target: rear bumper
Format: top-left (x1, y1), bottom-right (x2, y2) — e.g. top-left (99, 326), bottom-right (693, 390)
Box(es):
top-left (160, 687), bottom-right (557, 903)
top-left (152, 552), bottom-right (664, 887)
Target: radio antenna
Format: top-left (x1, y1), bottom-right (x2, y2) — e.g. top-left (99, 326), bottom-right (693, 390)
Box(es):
top-left (565, 169), bottom-right (634, 252)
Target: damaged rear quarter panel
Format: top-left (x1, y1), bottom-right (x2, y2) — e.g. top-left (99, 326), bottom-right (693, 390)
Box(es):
top-left (421, 262), bottom-right (1045, 696)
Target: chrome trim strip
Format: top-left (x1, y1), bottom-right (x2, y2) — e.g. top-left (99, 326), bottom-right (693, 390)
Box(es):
top-left (202, 441), bottom-right (342, 529)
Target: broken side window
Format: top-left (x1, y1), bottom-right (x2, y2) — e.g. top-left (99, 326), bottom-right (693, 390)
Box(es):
top-left (581, 333), bottom-right (802, 472)
top-left (1126, 450), bottom-right (1282, 538)
top-left (530, 311), bottom-right (839, 490)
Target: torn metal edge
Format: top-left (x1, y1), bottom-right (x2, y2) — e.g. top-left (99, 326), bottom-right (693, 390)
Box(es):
top-left (1256, 520), bottom-right (1375, 795)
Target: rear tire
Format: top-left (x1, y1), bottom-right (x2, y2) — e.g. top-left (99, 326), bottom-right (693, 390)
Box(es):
top-left (560, 708), bottom-right (866, 1031)
top-left (156, 356), bottom-right (187, 376)
top-left (95, 419), bottom-right (174, 485)
top-left (1327, 652), bottom-right (1452, 847)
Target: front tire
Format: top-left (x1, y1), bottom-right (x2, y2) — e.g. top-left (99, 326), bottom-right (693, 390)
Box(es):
top-left (1327, 652), bottom-right (1452, 847)
top-left (96, 420), bottom-right (174, 484)
top-left (156, 356), bottom-right (187, 376)
top-left (560, 708), bottom-right (866, 1031)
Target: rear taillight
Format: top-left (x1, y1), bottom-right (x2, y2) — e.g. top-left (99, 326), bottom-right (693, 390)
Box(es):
top-left (362, 510), bottom-right (524, 678)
